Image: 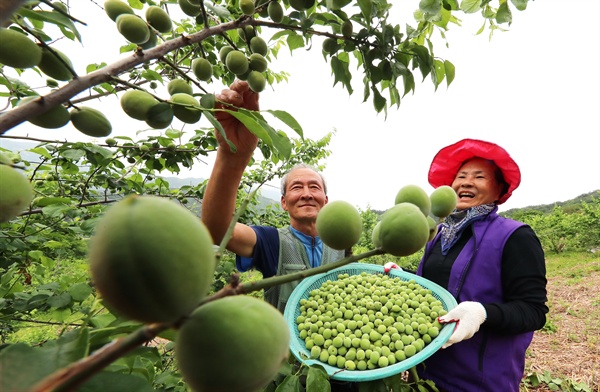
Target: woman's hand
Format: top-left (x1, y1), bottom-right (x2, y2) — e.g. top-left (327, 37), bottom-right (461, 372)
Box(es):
top-left (439, 301), bottom-right (487, 348)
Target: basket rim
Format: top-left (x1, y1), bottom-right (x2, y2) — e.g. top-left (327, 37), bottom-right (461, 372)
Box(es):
top-left (283, 262), bottom-right (458, 382)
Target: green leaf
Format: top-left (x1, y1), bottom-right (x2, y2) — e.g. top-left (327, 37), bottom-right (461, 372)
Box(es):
top-left (331, 56), bottom-right (353, 94)
top-left (33, 197), bottom-right (71, 207)
top-left (226, 110), bottom-right (273, 147)
top-left (127, 0), bottom-right (144, 10)
top-left (496, 1), bottom-right (512, 24)
top-left (357, 0), bottom-right (372, 24)
top-left (402, 71), bottom-right (415, 96)
top-left (165, 128), bottom-right (184, 139)
top-left (17, 9), bottom-right (82, 42)
top-left (411, 45), bottom-right (433, 80)
top-left (460, 0), bottom-right (482, 13)
top-left (444, 59), bottom-right (456, 87)
top-left (510, 0), bottom-right (528, 11)
top-left (287, 34), bottom-right (305, 52)
top-left (68, 283), bottom-right (93, 302)
top-left (420, 0), bottom-right (442, 17)
top-left (306, 365), bottom-right (330, 391)
top-left (433, 59), bottom-right (446, 90)
top-left (79, 371), bottom-right (155, 392)
top-left (265, 127), bottom-right (293, 159)
top-left (274, 374), bottom-right (302, 391)
top-left (371, 85), bottom-right (386, 113)
top-left (61, 148), bottom-right (86, 160)
top-left (28, 147), bottom-right (52, 159)
top-left (0, 328), bottom-right (89, 391)
top-left (203, 111), bottom-right (237, 153)
top-left (47, 292), bottom-right (72, 308)
top-left (41, 204), bottom-right (75, 218)
top-left (358, 379), bottom-right (389, 392)
top-left (141, 69), bottom-right (163, 82)
top-left (264, 109), bottom-right (304, 138)
top-left (204, 3), bottom-right (231, 18)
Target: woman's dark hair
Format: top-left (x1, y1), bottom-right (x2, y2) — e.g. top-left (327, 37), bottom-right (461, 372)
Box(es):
top-left (490, 161), bottom-right (510, 199)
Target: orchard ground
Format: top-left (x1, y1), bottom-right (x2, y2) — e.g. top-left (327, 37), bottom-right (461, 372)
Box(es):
top-left (523, 251), bottom-right (600, 391)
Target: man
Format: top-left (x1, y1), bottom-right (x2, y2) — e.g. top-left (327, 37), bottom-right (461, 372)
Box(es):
top-left (201, 80), bottom-right (346, 313)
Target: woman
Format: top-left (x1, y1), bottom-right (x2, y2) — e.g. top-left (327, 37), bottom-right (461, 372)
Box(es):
top-left (416, 139), bottom-right (548, 392)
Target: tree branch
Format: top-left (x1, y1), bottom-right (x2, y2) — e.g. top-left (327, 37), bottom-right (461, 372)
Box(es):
top-left (0, 19), bottom-right (248, 135)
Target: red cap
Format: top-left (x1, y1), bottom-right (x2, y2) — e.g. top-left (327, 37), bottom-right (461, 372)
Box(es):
top-left (428, 139), bottom-right (521, 204)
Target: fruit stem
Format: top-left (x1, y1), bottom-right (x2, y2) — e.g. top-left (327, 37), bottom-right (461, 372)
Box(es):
top-left (237, 248), bottom-right (386, 295)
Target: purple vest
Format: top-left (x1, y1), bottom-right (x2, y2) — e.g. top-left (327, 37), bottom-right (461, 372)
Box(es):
top-left (416, 212), bottom-right (533, 392)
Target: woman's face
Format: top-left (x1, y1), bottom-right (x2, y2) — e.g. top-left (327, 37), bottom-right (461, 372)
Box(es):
top-left (451, 158), bottom-right (504, 210)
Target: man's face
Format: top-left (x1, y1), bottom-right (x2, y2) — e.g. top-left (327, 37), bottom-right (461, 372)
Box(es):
top-left (451, 158), bottom-right (504, 210)
top-left (281, 168), bottom-right (328, 223)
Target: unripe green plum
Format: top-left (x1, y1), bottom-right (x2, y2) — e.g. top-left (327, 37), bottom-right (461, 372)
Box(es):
top-left (240, 0), bottom-right (255, 15)
top-left (268, 1), bottom-right (284, 23)
top-left (167, 79), bottom-right (193, 96)
top-left (38, 47), bottom-right (74, 81)
top-left (248, 53), bottom-right (268, 72)
top-left (70, 106), bottom-right (112, 137)
top-left (322, 38), bottom-right (338, 55)
top-left (379, 202), bottom-right (430, 257)
top-left (0, 28), bottom-right (42, 69)
top-left (219, 46), bottom-right (235, 64)
top-left (429, 185), bottom-right (457, 218)
top-left (145, 102), bottom-right (174, 129)
top-left (247, 71), bottom-right (266, 93)
top-left (191, 58), bottom-right (213, 81)
top-left (394, 184), bottom-right (431, 217)
top-left (225, 50), bottom-right (249, 75)
top-left (120, 90), bottom-right (158, 120)
top-left (426, 216), bottom-right (438, 241)
top-left (341, 20), bottom-right (353, 38)
top-left (89, 195), bottom-right (216, 323)
top-left (145, 6), bottom-right (172, 33)
top-left (371, 220), bottom-right (382, 248)
top-left (17, 96), bottom-right (70, 129)
top-left (249, 36), bottom-right (268, 56)
top-left (170, 93), bottom-right (202, 123)
top-left (176, 296), bottom-right (290, 392)
top-left (199, 94), bottom-right (215, 109)
top-left (104, 0), bottom-right (134, 21)
top-left (116, 14), bottom-right (150, 44)
top-left (0, 154), bottom-right (33, 223)
top-left (140, 30), bottom-right (158, 49)
top-left (178, 0), bottom-right (201, 16)
top-left (316, 200), bottom-right (363, 251)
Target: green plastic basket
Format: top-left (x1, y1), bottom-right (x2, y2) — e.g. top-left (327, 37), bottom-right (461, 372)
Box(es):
top-left (283, 263), bottom-right (458, 382)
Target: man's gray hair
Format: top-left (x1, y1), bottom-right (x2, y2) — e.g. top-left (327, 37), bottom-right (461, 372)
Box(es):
top-left (280, 164), bottom-right (328, 196)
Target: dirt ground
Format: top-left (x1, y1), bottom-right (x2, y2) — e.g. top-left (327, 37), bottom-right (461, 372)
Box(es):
top-left (524, 270), bottom-right (600, 391)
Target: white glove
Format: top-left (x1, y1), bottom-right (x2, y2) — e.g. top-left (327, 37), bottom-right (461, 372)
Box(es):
top-left (383, 262), bottom-right (402, 273)
top-left (438, 301), bottom-right (486, 349)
